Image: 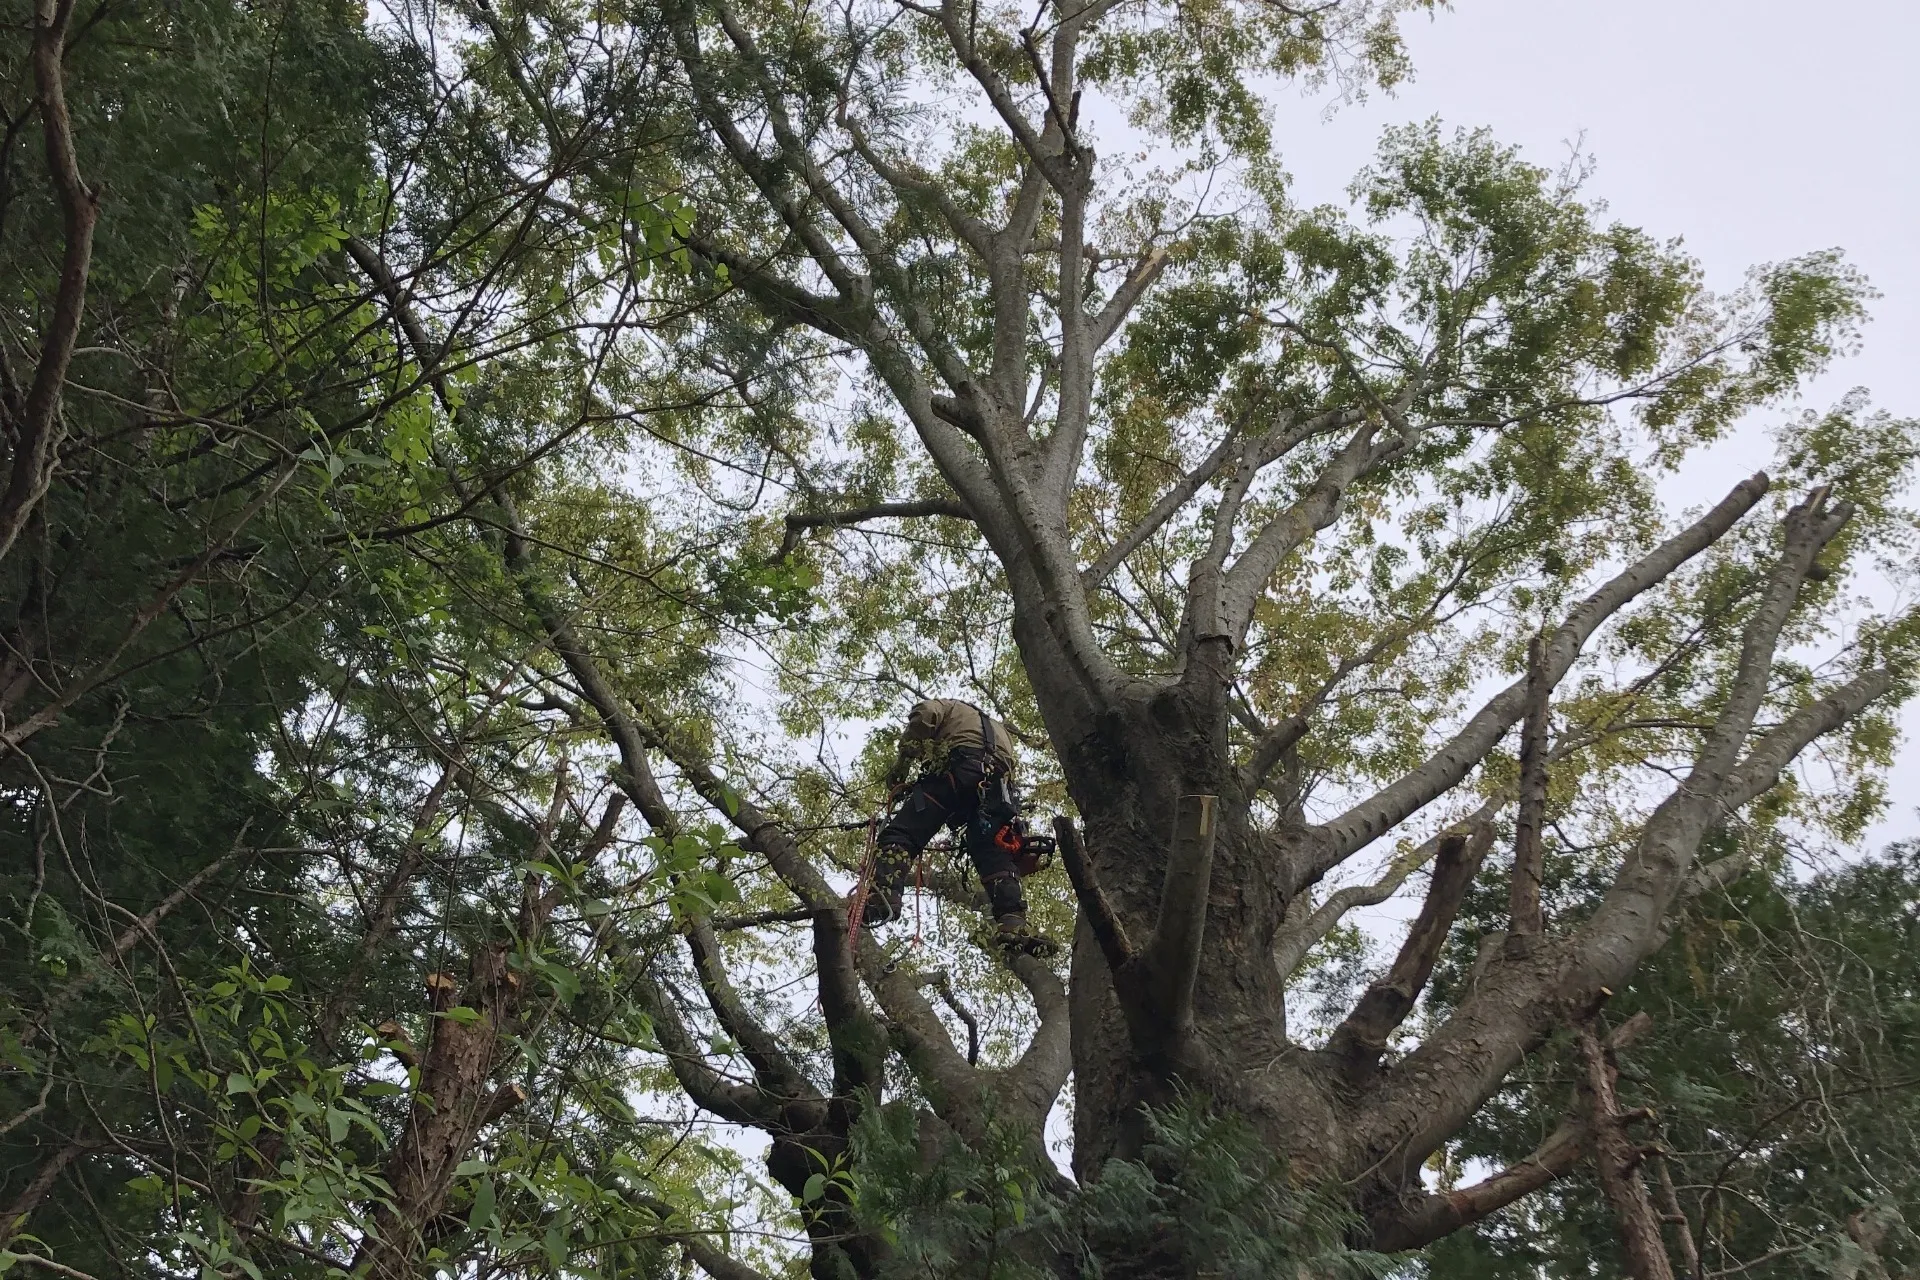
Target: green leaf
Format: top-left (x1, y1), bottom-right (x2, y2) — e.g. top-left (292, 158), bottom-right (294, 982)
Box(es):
top-left (802, 1173), bottom-right (826, 1204)
top-left (468, 1177), bottom-right (495, 1233)
top-left (227, 1072), bottom-right (255, 1095)
top-left (439, 1006), bottom-right (482, 1025)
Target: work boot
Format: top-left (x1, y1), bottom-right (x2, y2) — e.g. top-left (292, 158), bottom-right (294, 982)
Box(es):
top-left (994, 912), bottom-right (1059, 957)
top-left (983, 873), bottom-right (1056, 955)
top-left (861, 845), bottom-right (913, 926)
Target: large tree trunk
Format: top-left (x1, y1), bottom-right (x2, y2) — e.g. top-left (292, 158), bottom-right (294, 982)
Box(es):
top-left (1047, 679), bottom-right (1343, 1181)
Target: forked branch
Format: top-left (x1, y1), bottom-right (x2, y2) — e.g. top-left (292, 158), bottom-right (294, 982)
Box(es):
top-left (1371, 1013), bottom-right (1654, 1251)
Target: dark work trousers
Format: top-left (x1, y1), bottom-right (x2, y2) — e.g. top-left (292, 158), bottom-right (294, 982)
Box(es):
top-left (875, 747), bottom-right (1024, 916)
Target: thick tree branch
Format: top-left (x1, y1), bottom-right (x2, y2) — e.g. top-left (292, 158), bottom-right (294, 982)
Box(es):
top-left (858, 943), bottom-right (986, 1124)
top-left (0, 1137), bottom-right (88, 1249)
top-left (1000, 949), bottom-right (1073, 1123)
top-left (1580, 1023), bottom-right (1674, 1280)
top-left (685, 915), bottom-right (824, 1114)
top-left (1054, 815), bottom-right (1133, 974)
top-left (637, 974), bottom-right (782, 1127)
top-left (1370, 1113), bottom-right (1589, 1251)
top-left (1570, 488), bottom-right (1854, 986)
top-left (1369, 1013), bottom-right (1654, 1251)
top-left (1210, 420), bottom-right (1379, 644)
top-left (1357, 490), bottom-right (1868, 1194)
top-left (920, 973), bottom-right (980, 1066)
top-left (1082, 429), bottom-right (1243, 590)
top-left (1719, 667), bottom-right (1894, 810)
top-left (627, 705), bottom-right (887, 1100)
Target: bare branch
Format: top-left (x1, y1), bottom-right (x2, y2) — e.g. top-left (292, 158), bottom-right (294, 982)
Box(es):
top-left (1506, 633), bottom-right (1552, 955)
top-left (1210, 421), bottom-right (1379, 644)
top-left (1083, 429), bottom-right (1243, 591)
top-left (1000, 947), bottom-right (1073, 1123)
top-left (1088, 244), bottom-right (1172, 349)
top-left (1653, 1155), bottom-right (1704, 1279)
top-left (636, 974), bottom-right (781, 1127)
top-left (628, 705), bottom-right (887, 1100)
top-left (1580, 1023), bottom-right (1675, 1280)
top-left (774, 497), bottom-right (973, 561)
top-left (1370, 1013), bottom-right (1654, 1251)
top-left (685, 915), bottom-right (824, 1112)
top-left (1310, 473), bottom-right (1771, 882)
top-left (1572, 488), bottom-right (1856, 982)
top-left (1720, 669), bottom-right (1893, 812)
top-left (921, 973), bottom-right (981, 1066)
top-left (1271, 809), bottom-right (1493, 979)
top-left (1358, 491), bottom-right (1869, 1192)
top-left (1370, 1113), bottom-right (1590, 1251)
top-left (4, 1254), bottom-right (103, 1280)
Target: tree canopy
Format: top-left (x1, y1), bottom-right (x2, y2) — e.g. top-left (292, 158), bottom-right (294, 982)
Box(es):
top-left (0, 0), bottom-right (1916, 1277)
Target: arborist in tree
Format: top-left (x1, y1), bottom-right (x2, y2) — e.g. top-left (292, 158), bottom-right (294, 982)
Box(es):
top-left (863, 698), bottom-right (1057, 955)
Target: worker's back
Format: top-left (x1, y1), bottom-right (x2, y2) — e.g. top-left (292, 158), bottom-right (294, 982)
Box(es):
top-left (903, 698), bottom-right (1015, 768)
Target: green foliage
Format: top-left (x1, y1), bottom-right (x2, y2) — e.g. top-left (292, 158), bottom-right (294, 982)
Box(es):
top-left (850, 1093), bottom-right (1389, 1278)
top-left (1422, 844), bottom-right (1920, 1279)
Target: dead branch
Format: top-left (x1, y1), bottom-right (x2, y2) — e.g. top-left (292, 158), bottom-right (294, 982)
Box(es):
top-left (1145, 794), bottom-right (1217, 1046)
top-left (1327, 824), bottom-right (1494, 1071)
top-left (1507, 633), bottom-right (1552, 955)
top-left (1054, 815), bottom-right (1133, 973)
top-left (1580, 1022), bottom-right (1676, 1280)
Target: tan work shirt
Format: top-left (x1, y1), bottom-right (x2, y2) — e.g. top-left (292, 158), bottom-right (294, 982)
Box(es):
top-left (894, 698), bottom-right (1016, 776)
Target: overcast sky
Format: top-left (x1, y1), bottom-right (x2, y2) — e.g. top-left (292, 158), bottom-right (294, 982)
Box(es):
top-left (1267, 0), bottom-right (1920, 850)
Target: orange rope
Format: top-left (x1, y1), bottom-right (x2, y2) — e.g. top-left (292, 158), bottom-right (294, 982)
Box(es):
top-left (846, 816), bottom-right (880, 951)
top-left (846, 781), bottom-right (914, 954)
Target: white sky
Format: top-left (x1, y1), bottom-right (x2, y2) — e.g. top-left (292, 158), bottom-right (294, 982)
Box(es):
top-left (1267, 0), bottom-right (1920, 849)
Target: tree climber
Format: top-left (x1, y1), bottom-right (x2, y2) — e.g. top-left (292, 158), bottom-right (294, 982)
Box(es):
top-left (864, 698), bottom-right (1057, 955)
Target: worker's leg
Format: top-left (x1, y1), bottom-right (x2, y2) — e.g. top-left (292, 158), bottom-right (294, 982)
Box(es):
top-left (964, 815), bottom-right (1055, 954)
top-left (965, 820), bottom-right (1026, 919)
top-left (866, 757), bottom-right (984, 924)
